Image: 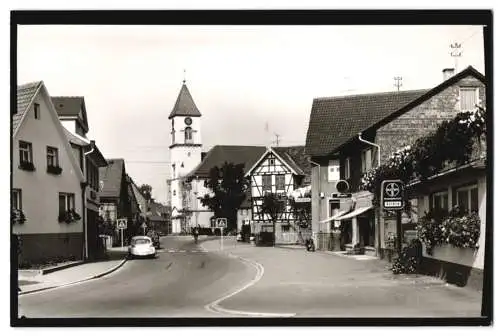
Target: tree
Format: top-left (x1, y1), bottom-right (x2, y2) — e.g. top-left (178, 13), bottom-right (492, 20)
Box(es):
top-left (289, 198), bottom-right (312, 229)
top-left (139, 184), bottom-right (153, 202)
top-left (261, 193), bottom-right (286, 245)
top-left (200, 162), bottom-right (250, 231)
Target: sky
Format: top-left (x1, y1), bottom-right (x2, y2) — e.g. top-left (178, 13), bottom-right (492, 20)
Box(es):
top-left (17, 25), bottom-right (485, 204)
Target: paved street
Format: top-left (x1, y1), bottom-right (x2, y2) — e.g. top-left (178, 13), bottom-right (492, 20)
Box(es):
top-left (202, 239), bottom-right (483, 317)
top-left (19, 236), bottom-right (482, 318)
top-left (18, 236), bottom-right (255, 318)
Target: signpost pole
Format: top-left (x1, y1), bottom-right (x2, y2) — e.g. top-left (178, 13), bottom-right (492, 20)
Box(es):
top-left (221, 227), bottom-right (223, 251)
top-left (396, 210), bottom-right (402, 255)
top-left (121, 228), bottom-right (124, 248)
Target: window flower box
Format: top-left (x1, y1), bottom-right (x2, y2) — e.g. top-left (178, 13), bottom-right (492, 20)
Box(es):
top-left (11, 208), bottom-right (26, 225)
top-left (58, 209), bottom-right (81, 224)
top-left (47, 165), bottom-right (63, 175)
top-left (19, 161), bottom-right (35, 171)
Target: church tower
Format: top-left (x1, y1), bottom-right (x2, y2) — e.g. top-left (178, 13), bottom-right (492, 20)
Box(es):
top-left (168, 79), bottom-right (203, 234)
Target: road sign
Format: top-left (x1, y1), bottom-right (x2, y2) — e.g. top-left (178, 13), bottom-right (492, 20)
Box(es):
top-left (117, 218), bottom-right (127, 230)
top-left (141, 222), bottom-right (147, 229)
top-left (381, 180), bottom-right (404, 210)
top-left (215, 217), bottom-right (227, 228)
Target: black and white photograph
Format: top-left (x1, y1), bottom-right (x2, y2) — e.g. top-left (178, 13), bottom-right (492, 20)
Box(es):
top-left (9, 9), bottom-right (493, 327)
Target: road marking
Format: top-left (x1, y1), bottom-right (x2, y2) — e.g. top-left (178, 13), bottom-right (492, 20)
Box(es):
top-left (204, 253), bottom-right (296, 318)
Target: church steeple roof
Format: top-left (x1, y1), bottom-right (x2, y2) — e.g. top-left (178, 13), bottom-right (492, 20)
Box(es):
top-left (168, 81), bottom-right (202, 119)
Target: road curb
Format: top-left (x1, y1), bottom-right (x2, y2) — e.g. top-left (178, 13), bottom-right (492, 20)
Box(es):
top-left (19, 258), bottom-right (128, 296)
top-left (42, 260), bottom-right (86, 275)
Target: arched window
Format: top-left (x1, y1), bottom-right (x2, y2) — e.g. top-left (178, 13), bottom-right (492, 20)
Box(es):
top-left (185, 127), bottom-right (193, 143)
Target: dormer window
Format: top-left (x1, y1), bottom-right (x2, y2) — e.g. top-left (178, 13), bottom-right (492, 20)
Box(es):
top-left (185, 127), bottom-right (193, 144)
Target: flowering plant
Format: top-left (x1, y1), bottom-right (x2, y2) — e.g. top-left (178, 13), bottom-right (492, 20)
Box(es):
top-left (391, 239), bottom-right (421, 274)
top-left (416, 206), bottom-right (480, 254)
top-left (11, 208), bottom-right (26, 225)
top-left (360, 107), bottom-right (486, 205)
top-left (58, 209), bottom-right (81, 224)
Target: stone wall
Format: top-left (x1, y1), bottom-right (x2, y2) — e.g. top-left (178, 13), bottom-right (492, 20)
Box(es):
top-left (375, 76), bottom-right (486, 164)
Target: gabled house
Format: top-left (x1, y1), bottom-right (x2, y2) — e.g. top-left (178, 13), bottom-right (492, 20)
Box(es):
top-left (125, 175), bottom-right (143, 236)
top-left (13, 81), bottom-right (86, 265)
top-left (52, 96), bottom-right (108, 261)
top-left (98, 159), bottom-right (133, 245)
top-left (186, 145), bottom-right (267, 233)
top-left (305, 65), bottom-right (487, 276)
top-left (148, 201), bottom-right (171, 234)
top-left (128, 176), bottom-right (148, 224)
top-left (245, 146), bottom-right (311, 243)
top-left (305, 88), bottom-right (427, 252)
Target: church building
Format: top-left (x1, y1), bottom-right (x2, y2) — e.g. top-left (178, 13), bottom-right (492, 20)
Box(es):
top-left (167, 79), bottom-right (203, 234)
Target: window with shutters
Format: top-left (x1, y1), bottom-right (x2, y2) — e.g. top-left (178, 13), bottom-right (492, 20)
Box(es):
top-left (328, 160), bottom-right (340, 181)
top-left (459, 87), bottom-right (478, 112)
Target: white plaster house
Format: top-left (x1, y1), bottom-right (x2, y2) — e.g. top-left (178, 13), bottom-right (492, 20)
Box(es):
top-left (13, 81), bottom-right (86, 264)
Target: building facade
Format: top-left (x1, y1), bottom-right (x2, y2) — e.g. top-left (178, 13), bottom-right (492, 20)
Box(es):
top-left (305, 66), bottom-right (486, 260)
top-left (13, 82), bottom-right (86, 264)
top-left (246, 146), bottom-right (311, 244)
top-left (53, 96), bottom-right (108, 261)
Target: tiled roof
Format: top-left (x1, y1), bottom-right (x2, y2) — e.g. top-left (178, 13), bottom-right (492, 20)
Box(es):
top-left (14, 81), bottom-right (43, 133)
top-left (189, 145), bottom-right (267, 178)
top-left (99, 159), bottom-right (125, 199)
top-left (51, 96), bottom-right (83, 116)
top-left (305, 89), bottom-right (428, 157)
top-left (168, 82), bottom-right (202, 119)
top-left (63, 128), bottom-right (90, 146)
top-left (272, 146), bottom-right (311, 185)
top-left (51, 96), bottom-right (89, 131)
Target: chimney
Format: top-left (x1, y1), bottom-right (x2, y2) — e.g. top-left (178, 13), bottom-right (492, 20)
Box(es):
top-left (201, 152), bottom-right (207, 161)
top-left (442, 68), bottom-right (455, 81)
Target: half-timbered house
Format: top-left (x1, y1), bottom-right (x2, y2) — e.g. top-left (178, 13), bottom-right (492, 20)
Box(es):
top-left (246, 146), bottom-right (311, 244)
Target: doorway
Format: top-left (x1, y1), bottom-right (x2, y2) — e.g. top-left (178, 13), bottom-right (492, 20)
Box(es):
top-left (358, 214), bottom-right (375, 247)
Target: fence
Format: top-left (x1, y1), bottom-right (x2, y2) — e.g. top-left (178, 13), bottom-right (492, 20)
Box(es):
top-left (275, 229), bottom-right (312, 245)
top-left (316, 232), bottom-right (343, 251)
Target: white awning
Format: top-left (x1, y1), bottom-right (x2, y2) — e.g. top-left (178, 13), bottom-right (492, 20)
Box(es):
top-left (335, 206), bottom-right (373, 221)
top-left (319, 209), bottom-right (350, 223)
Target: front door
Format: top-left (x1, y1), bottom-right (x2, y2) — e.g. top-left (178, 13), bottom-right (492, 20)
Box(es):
top-left (359, 215), bottom-right (375, 247)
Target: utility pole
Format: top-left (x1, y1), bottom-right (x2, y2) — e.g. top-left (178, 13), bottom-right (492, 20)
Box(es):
top-left (450, 42), bottom-right (463, 71)
top-left (393, 76), bottom-right (403, 92)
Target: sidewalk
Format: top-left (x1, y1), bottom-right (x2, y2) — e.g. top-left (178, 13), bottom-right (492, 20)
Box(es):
top-left (18, 248), bottom-right (129, 295)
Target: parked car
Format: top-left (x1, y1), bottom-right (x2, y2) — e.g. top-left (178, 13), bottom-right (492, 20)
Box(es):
top-left (128, 236), bottom-right (156, 259)
top-left (147, 231), bottom-right (161, 248)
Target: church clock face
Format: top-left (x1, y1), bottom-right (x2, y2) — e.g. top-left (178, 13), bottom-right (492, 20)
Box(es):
top-left (184, 117), bottom-right (192, 126)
